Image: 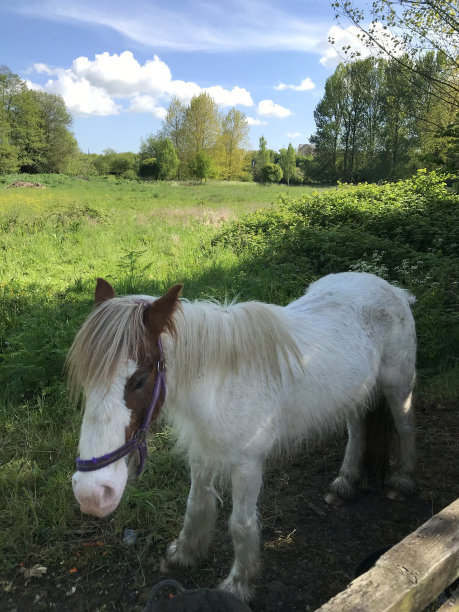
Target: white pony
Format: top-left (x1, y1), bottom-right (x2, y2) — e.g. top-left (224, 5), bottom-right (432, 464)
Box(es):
top-left (68, 272), bottom-right (417, 600)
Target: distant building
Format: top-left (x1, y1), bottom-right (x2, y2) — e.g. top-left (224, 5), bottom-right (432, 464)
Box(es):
top-left (298, 143), bottom-right (315, 156)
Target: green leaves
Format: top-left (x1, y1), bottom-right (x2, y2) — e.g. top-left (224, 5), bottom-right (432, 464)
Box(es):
top-left (213, 172), bottom-right (459, 373)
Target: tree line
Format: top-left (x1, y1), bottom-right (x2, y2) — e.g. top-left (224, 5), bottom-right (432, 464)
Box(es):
top-left (310, 52), bottom-right (458, 183)
top-left (0, 67), bottom-right (78, 174)
top-left (1, 51), bottom-right (457, 184)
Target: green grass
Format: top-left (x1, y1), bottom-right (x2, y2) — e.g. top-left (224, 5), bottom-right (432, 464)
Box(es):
top-left (0, 172), bottom-right (457, 578)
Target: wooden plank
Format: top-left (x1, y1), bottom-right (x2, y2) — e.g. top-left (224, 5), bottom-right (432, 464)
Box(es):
top-left (316, 498), bottom-right (459, 612)
top-left (436, 590), bottom-right (458, 612)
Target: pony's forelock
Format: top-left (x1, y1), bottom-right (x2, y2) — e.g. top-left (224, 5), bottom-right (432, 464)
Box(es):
top-left (66, 297), bottom-right (151, 403)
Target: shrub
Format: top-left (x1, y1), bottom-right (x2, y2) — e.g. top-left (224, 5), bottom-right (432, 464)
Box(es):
top-left (213, 171), bottom-right (459, 376)
top-left (260, 162), bottom-right (283, 184)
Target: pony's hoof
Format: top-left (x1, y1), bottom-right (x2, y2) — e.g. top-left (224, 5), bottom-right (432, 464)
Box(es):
top-left (386, 489), bottom-right (406, 501)
top-left (386, 475), bottom-right (417, 501)
top-left (324, 491), bottom-right (346, 506)
top-left (165, 539), bottom-right (196, 568)
top-left (218, 575), bottom-right (253, 602)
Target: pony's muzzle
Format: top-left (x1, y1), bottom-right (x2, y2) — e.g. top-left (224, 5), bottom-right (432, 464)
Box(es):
top-left (72, 464), bottom-right (127, 517)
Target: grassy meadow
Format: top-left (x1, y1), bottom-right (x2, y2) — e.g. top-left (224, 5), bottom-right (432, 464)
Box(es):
top-left (0, 172), bottom-right (457, 581)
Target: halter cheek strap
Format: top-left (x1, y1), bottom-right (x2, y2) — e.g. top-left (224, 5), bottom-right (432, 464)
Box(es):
top-left (75, 338), bottom-right (166, 477)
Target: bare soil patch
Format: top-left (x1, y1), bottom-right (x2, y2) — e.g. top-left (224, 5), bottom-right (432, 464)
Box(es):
top-left (6, 181), bottom-right (45, 188)
top-left (1, 400), bottom-right (457, 611)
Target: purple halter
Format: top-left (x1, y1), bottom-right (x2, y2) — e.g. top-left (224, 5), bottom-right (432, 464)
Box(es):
top-left (75, 338), bottom-right (166, 477)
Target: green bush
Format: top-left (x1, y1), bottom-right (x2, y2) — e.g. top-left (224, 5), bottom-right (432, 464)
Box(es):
top-left (260, 162), bottom-right (283, 184)
top-left (213, 171), bottom-right (459, 377)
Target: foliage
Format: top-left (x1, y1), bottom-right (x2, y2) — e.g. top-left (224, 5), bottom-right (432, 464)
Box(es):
top-left (0, 67), bottom-right (78, 174)
top-left (331, 0), bottom-right (459, 108)
top-left (253, 136), bottom-right (271, 182)
top-left (189, 150), bottom-right (216, 182)
top-left (311, 55), bottom-right (458, 182)
top-left (156, 95), bottom-right (250, 181)
top-left (215, 108), bottom-right (250, 180)
top-left (182, 93), bottom-right (221, 166)
top-left (139, 137), bottom-right (179, 180)
top-left (138, 157), bottom-right (158, 178)
top-left (213, 170), bottom-right (459, 375)
top-left (260, 162), bottom-right (283, 184)
top-left (278, 144), bottom-right (297, 185)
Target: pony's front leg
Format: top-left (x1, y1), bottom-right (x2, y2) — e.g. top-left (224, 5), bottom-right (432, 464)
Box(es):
top-left (166, 460), bottom-right (217, 568)
top-left (219, 460), bottom-right (262, 601)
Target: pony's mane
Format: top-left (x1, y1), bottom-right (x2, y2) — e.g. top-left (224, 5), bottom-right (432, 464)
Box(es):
top-left (66, 297), bottom-right (151, 401)
top-left (66, 295), bottom-right (303, 402)
top-left (170, 299), bottom-right (303, 390)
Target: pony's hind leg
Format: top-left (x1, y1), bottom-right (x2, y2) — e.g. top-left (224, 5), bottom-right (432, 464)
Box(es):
top-left (165, 460), bottom-right (217, 568)
top-left (325, 411), bottom-right (365, 506)
top-left (219, 460), bottom-right (263, 601)
top-left (383, 388), bottom-right (417, 500)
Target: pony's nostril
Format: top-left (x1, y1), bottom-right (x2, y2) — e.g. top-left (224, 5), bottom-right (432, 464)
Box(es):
top-left (101, 485), bottom-right (116, 507)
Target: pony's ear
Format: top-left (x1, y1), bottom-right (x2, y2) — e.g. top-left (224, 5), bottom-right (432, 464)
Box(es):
top-left (95, 278), bottom-right (115, 306)
top-left (144, 284), bottom-right (183, 338)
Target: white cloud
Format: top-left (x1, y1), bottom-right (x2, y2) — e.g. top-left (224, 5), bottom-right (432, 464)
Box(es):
top-left (320, 23), bottom-right (405, 68)
top-left (128, 96), bottom-right (167, 119)
top-left (286, 132), bottom-right (302, 139)
top-left (43, 72), bottom-right (121, 116)
top-left (257, 100), bottom-right (292, 119)
top-left (275, 78), bottom-right (315, 92)
top-left (24, 80), bottom-right (43, 91)
top-left (246, 117), bottom-right (268, 126)
top-left (204, 85), bottom-right (253, 108)
top-left (29, 51), bottom-right (254, 118)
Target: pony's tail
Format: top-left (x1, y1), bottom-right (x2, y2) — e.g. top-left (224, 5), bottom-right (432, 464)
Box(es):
top-left (362, 391), bottom-right (397, 484)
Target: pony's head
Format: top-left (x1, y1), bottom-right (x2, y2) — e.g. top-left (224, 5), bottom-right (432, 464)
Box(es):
top-left (68, 278), bottom-right (182, 518)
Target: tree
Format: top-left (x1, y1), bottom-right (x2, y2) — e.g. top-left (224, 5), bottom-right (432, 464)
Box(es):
top-left (0, 103), bottom-right (19, 173)
top-left (216, 108), bottom-right (250, 180)
top-left (32, 90), bottom-right (78, 173)
top-left (279, 143), bottom-right (297, 185)
top-left (139, 136), bottom-right (179, 179)
top-left (260, 162), bottom-right (283, 184)
top-left (331, 0), bottom-right (459, 109)
top-left (182, 93), bottom-right (221, 157)
top-left (190, 150), bottom-right (216, 182)
top-left (156, 138), bottom-right (179, 179)
top-left (158, 97), bottom-right (186, 152)
top-left (253, 136), bottom-right (271, 181)
top-left (311, 66), bottom-right (346, 182)
top-left (138, 157), bottom-right (158, 178)
top-left (9, 88), bottom-right (44, 173)
top-left (0, 66), bottom-right (79, 174)
top-left (109, 152), bottom-right (137, 177)
top-left (379, 58), bottom-right (416, 179)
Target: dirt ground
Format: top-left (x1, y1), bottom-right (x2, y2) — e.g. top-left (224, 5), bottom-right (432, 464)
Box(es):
top-left (2, 400), bottom-right (458, 611)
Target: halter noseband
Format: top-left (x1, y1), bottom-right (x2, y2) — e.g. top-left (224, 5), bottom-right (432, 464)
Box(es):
top-left (75, 337), bottom-right (166, 477)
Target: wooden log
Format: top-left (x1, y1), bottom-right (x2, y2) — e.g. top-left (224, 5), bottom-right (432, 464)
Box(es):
top-left (316, 498), bottom-right (459, 612)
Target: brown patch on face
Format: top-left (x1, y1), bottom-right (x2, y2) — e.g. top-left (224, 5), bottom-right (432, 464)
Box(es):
top-left (123, 353), bottom-right (161, 442)
top-left (123, 284), bottom-right (183, 443)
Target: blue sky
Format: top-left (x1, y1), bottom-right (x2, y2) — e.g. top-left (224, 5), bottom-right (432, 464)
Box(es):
top-left (1, 0), bottom-right (378, 154)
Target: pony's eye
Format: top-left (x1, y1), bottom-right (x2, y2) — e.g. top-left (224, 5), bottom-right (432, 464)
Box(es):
top-left (133, 373), bottom-right (149, 391)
